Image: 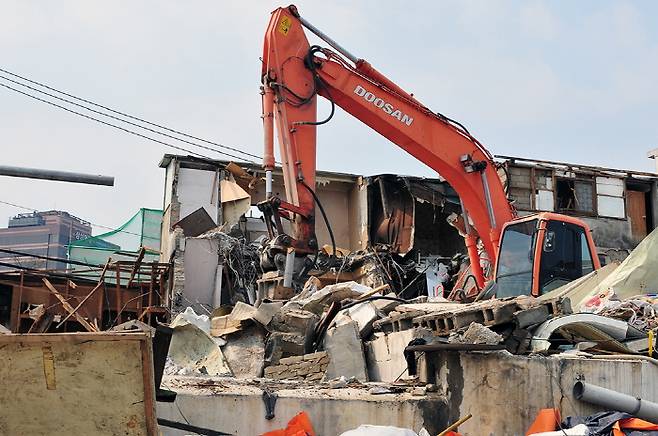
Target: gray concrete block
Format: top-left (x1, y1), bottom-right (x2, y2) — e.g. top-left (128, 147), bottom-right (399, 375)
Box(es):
top-left (514, 305), bottom-right (550, 329)
top-left (323, 321), bottom-right (368, 382)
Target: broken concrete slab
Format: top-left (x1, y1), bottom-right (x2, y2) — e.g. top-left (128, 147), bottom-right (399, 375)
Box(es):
top-left (210, 314), bottom-right (242, 336)
top-left (168, 320), bottom-right (232, 377)
top-left (264, 332), bottom-right (307, 365)
top-left (334, 301), bottom-right (381, 339)
top-left (372, 293), bottom-right (402, 314)
top-left (365, 328), bottom-right (434, 382)
top-left (454, 322), bottom-right (503, 345)
top-left (324, 321), bottom-right (368, 382)
top-left (172, 306), bottom-right (211, 333)
top-left (254, 300), bottom-right (284, 325)
top-left (514, 304), bottom-right (550, 329)
top-left (290, 281), bottom-right (371, 315)
top-left (269, 308), bottom-right (318, 336)
top-left (221, 325), bottom-right (267, 378)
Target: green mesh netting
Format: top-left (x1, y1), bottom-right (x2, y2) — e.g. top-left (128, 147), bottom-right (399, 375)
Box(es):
top-left (67, 208), bottom-right (163, 283)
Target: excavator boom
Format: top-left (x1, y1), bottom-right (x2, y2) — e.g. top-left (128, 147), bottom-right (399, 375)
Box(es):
top-left (260, 5), bottom-right (599, 292)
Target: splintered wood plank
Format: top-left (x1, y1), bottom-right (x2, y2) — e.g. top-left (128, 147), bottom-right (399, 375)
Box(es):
top-left (0, 332), bottom-right (157, 435)
top-left (42, 278), bottom-right (98, 332)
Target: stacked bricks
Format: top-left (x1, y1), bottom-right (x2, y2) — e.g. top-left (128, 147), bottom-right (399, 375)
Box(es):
top-left (263, 351), bottom-right (329, 381)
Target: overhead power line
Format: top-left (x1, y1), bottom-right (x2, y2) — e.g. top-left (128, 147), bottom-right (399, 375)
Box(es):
top-left (0, 81), bottom-right (214, 160)
top-left (0, 66), bottom-right (264, 163)
top-left (0, 73), bottom-right (258, 164)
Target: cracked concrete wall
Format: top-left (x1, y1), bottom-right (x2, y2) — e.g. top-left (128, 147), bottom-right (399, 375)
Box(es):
top-left (158, 380), bottom-right (446, 435)
top-left (424, 351), bottom-right (658, 436)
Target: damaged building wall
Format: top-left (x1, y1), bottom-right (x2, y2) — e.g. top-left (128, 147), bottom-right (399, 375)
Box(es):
top-left (499, 155), bottom-right (658, 260)
top-left (366, 175), bottom-right (465, 258)
top-left (159, 155), bottom-right (465, 309)
top-left (159, 155), bottom-right (367, 257)
top-left (249, 171), bottom-right (366, 251)
top-left (425, 351), bottom-right (658, 436)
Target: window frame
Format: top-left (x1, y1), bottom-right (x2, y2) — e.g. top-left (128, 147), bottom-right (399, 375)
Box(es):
top-left (553, 176), bottom-right (598, 217)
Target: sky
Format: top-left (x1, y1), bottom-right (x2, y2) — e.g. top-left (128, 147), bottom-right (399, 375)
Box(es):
top-left (2, 1), bottom-right (658, 234)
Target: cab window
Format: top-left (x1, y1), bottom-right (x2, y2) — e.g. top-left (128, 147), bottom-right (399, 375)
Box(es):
top-left (495, 220), bottom-right (537, 298)
top-left (539, 221), bottom-right (594, 294)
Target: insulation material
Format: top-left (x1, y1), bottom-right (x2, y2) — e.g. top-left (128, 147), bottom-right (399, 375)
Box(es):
top-left (580, 227), bottom-right (658, 304)
top-left (536, 190), bottom-right (554, 211)
top-left (220, 178), bottom-right (251, 227)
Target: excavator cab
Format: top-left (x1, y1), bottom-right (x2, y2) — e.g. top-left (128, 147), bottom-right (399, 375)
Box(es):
top-left (494, 213), bottom-right (600, 297)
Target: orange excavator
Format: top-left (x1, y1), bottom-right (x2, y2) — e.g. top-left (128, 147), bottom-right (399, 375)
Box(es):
top-left (259, 5), bottom-right (600, 297)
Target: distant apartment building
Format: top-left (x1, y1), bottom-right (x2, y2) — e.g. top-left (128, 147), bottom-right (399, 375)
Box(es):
top-left (0, 210), bottom-right (92, 271)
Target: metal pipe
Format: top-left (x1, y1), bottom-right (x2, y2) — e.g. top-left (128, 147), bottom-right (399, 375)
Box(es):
top-left (459, 198), bottom-right (472, 235)
top-left (480, 171), bottom-right (496, 229)
top-left (296, 13), bottom-right (359, 64)
top-left (282, 249), bottom-right (295, 288)
top-left (266, 170), bottom-right (273, 199)
top-left (0, 165), bottom-right (114, 186)
top-left (573, 381), bottom-right (658, 422)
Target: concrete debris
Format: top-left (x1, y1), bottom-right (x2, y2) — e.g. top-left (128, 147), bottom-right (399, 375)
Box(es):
top-left (324, 321), bottom-right (368, 381)
top-left (158, 221), bottom-right (658, 435)
top-left (289, 280), bottom-right (371, 315)
top-left (263, 351), bottom-right (329, 381)
top-left (333, 301), bottom-right (381, 339)
top-left (269, 308), bottom-right (318, 336)
top-left (167, 312), bottom-right (232, 377)
top-left (221, 325), bottom-right (266, 378)
top-left (366, 328), bottom-right (434, 382)
top-left (410, 386), bottom-right (427, 396)
top-left (174, 306), bottom-right (211, 333)
top-left (372, 293), bottom-right (404, 314)
top-left (264, 331), bottom-right (307, 365)
top-left (368, 386), bottom-right (393, 395)
top-left (210, 314), bottom-right (242, 336)
top-left (451, 322), bottom-right (503, 345)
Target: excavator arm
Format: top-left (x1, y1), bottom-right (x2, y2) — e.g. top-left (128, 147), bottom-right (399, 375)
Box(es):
top-left (261, 5), bottom-right (515, 287)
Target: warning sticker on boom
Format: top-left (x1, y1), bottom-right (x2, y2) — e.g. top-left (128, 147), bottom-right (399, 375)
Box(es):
top-left (278, 15), bottom-right (292, 36)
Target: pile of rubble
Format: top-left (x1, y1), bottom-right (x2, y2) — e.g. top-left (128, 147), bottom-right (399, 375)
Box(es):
top-left (162, 225), bottom-right (658, 390)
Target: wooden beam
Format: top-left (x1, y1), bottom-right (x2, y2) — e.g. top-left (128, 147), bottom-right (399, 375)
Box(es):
top-left (127, 248), bottom-right (146, 288)
top-left (56, 260), bottom-right (111, 328)
top-left (42, 278), bottom-right (98, 333)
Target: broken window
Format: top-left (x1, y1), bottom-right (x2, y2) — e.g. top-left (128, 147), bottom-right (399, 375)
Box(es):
top-left (555, 178), bottom-right (595, 214)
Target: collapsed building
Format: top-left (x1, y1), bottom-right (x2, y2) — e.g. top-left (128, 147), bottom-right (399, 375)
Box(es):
top-left (158, 154), bottom-right (466, 313)
top-left (3, 153), bottom-right (658, 435)
top-left (148, 154), bottom-right (658, 434)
